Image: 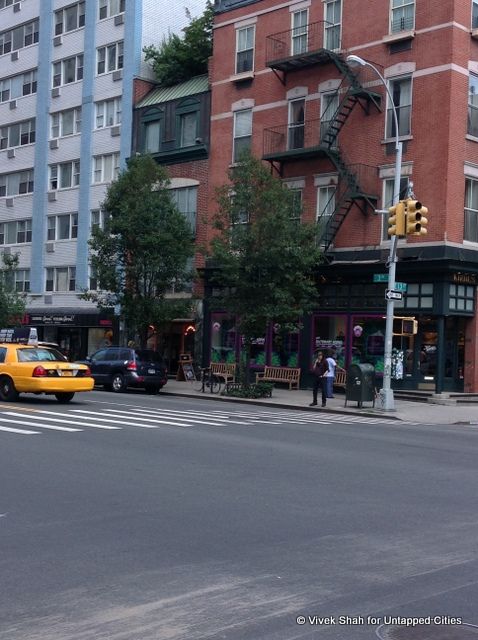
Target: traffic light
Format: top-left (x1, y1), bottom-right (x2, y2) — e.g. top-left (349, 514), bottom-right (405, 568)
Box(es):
top-left (393, 316), bottom-right (418, 336)
top-left (405, 200), bottom-right (428, 236)
top-left (388, 201), bottom-right (406, 237)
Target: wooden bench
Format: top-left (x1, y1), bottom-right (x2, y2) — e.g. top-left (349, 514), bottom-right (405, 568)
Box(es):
top-left (334, 367), bottom-right (347, 390)
top-left (210, 362), bottom-right (236, 385)
top-left (255, 366), bottom-right (301, 390)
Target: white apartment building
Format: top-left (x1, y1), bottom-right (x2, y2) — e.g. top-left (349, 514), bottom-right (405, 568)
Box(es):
top-left (0, 0), bottom-right (206, 358)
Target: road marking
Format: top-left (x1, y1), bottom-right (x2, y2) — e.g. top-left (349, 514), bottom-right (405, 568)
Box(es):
top-left (69, 409), bottom-right (192, 428)
top-left (128, 407), bottom-right (251, 425)
top-left (0, 424), bottom-right (40, 435)
top-left (0, 416), bottom-right (80, 432)
top-left (3, 411), bottom-right (119, 430)
top-left (101, 407), bottom-right (238, 426)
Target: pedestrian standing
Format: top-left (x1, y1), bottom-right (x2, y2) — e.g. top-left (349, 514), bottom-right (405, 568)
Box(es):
top-left (325, 350), bottom-right (337, 398)
top-left (310, 351), bottom-right (329, 407)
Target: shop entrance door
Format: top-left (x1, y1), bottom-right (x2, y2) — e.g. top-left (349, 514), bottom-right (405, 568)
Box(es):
top-left (418, 319), bottom-right (437, 388)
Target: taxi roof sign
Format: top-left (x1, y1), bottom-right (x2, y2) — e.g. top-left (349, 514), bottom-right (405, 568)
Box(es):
top-left (0, 327), bottom-right (38, 344)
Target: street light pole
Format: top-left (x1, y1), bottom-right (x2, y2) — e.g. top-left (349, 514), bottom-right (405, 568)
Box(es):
top-left (346, 55), bottom-right (402, 411)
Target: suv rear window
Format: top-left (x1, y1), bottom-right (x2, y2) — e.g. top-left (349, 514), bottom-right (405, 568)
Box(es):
top-left (135, 350), bottom-right (163, 363)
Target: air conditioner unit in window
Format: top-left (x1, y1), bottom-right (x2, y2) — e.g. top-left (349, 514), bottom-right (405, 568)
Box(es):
top-left (11, 51), bottom-right (19, 62)
top-left (53, 36), bottom-right (62, 47)
top-left (45, 243), bottom-right (55, 253)
top-left (5, 198), bottom-right (14, 207)
top-left (9, 100), bottom-right (17, 110)
top-left (13, 2), bottom-right (21, 12)
top-left (44, 295), bottom-right (53, 304)
top-left (48, 191), bottom-right (57, 201)
top-left (49, 139), bottom-right (59, 150)
top-left (7, 148), bottom-right (15, 159)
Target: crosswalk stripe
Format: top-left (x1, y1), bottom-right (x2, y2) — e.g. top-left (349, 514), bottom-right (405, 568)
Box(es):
top-left (3, 411), bottom-right (120, 431)
top-left (0, 424), bottom-right (40, 435)
top-left (69, 409), bottom-right (193, 428)
top-left (0, 416), bottom-right (81, 432)
top-left (126, 407), bottom-right (251, 425)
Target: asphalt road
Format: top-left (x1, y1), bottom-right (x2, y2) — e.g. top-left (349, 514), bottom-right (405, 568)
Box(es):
top-left (1, 389), bottom-right (478, 640)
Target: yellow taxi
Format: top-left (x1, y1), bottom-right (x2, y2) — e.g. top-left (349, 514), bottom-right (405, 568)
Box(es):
top-left (0, 328), bottom-right (94, 403)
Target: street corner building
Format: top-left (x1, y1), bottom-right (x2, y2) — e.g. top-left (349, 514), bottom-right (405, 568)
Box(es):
top-left (201, 0), bottom-right (478, 394)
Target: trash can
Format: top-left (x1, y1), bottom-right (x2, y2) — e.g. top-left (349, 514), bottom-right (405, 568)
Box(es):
top-left (345, 363), bottom-right (376, 408)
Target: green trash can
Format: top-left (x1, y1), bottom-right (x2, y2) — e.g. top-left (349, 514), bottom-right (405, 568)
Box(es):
top-left (345, 363), bottom-right (376, 408)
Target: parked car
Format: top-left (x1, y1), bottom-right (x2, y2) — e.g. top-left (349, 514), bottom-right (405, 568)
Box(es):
top-left (78, 347), bottom-right (168, 393)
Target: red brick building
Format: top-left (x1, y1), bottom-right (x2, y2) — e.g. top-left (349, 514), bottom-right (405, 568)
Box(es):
top-left (203, 0), bottom-right (478, 393)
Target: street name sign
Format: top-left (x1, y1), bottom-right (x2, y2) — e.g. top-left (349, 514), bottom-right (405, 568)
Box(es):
top-left (373, 274), bottom-right (388, 283)
top-left (394, 282), bottom-right (407, 292)
top-left (386, 289), bottom-right (403, 300)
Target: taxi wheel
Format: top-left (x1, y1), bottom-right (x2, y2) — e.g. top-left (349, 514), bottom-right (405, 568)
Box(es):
top-left (111, 373), bottom-right (126, 393)
top-left (0, 376), bottom-right (19, 402)
top-left (55, 392), bottom-right (75, 403)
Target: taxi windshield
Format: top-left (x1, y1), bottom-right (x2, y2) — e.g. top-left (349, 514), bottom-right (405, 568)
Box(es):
top-left (17, 347), bottom-right (67, 362)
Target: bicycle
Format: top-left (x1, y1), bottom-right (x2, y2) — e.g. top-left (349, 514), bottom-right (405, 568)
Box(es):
top-left (193, 366), bottom-right (223, 394)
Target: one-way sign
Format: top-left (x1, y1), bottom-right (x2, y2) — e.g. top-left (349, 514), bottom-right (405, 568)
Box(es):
top-left (386, 289), bottom-right (403, 300)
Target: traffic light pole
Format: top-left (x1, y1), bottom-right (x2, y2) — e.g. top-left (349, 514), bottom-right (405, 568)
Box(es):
top-left (381, 140), bottom-right (403, 412)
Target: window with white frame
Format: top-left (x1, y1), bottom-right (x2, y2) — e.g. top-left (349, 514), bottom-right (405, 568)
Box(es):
top-left (291, 9), bottom-right (308, 56)
top-left (0, 170), bottom-right (34, 196)
top-left (288, 98), bottom-right (305, 150)
top-left (233, 109), bottom-right (252, 162)
top-left (52, 54), bottom-right (84, 87)
top-left (50, 107), bottom-right (81, 138)
top-left (54, 2), bottom-right (85, 35)
top-left (0, 219), bottom-right (32, 244)
top-left (317, 185), bottom-right (336, 223)
top-left (381, 176), bottom-right (410, 240)
top-left (93, 153), bottom-right (120, 183)
top-left (47, 213), bottom-right (78, 241)
top-left (88, 264), bottom-right (98, 291)
top-left (49, 161), bottom-right (80, 190)
top-left (324, 0), bottom-right (341, 50)
top-left (235, 26), bottom-right (254, 74)
top-left (474, 1), bottom-right (478, 29)
top-left (391, 0), bottom-right (415, 33)
top-left (170, 186), bottom-right (197, 235)
top-left (320, 91), bottom-right (339, 145)
top-left (98, 0), bottom-right (125, 20)
top-left (468, 74), bottom-right (478, 137)
top-left (465, 177), bottom-right (478, 243)
top-left (0, 0), bottom-right (21, 9)
top-left (0, 118), bottom-right (35, 149)
top-left (386, 76), bottom-right (412, 138)
top-left (288, 188), bottom-right (303, 222)
top-left (0, 19), bottom-right (39, 56)
top-left (97, 41), bottom-right (124, 75)
top-left (179, 112), bottom-right (197, 147)
top-left (15, 269), bottom-right (30, 292)
top-left (143, 120), bottom-right (161, 153)
top-left (95, 98), bottom-right (121, 128)
top-left (91, 209), bottom-right (110, 232)
top-left (0, 69), bottom-right (37, 103)
top-left (46, 266), bottom-right (76, 292)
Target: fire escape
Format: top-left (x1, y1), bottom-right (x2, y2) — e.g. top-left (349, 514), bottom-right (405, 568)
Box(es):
top-left (263, 21), bottom-right (382, 252)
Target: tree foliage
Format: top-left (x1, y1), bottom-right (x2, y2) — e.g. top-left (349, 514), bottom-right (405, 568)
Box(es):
top-left (84, 155), bottom-right (195, 347)
top-left (143, 2), bottom-right (213, 86)
top-left (0, 252), bottom-right (26, 327)
top-left (209, 153), bottom-right (323, 378)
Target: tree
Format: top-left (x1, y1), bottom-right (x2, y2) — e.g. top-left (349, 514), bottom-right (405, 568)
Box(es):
top-left (143, 2), bottom-right (213, 86)
top-left (209, 153), bottom-right (323, 382)
top-left (0, 252), bottom-right (26, 328)
top-left (84, 155), bottom-right (195, 348)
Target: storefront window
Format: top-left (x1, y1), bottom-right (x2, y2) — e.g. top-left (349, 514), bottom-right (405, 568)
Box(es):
top-left (211, 315), bottom-right (237, 363)
top-left (271, 326), bottom-right (299, 367)
top-left (351, 316), bottom-right (385, 374)
top-left (313, 315), bottom-right (347, 368)
top-left (242, 335), bottom-right (266, 367)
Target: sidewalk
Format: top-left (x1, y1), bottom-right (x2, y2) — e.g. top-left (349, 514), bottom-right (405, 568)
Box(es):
top-left (162, 379), bottom-right (478, 426)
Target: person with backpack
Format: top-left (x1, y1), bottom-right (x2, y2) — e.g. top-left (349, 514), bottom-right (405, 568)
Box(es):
top-left (310, 351), bottom-right (329, 407)
top-left (324, 349), bottom-right (337, 399)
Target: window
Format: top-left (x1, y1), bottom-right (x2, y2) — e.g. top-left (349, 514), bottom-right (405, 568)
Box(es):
top-left (469, 75), bottom-right (478, 137)
top-left (179, 112), bottom-right (197, 147)
top-left (0, 69), bottom-right (37, 102)
top-left (171, 186), bottom-right (197, 235)
top-left (382, 176), bottom-right (410, 240)
top-left (289, 189), bottom-right (303, 222)
top-left (89, 264), bottom-right (98, 291)
top-left (95, 98), bottom-right (121, 128)
top-left (320, 91), bottom-right (339, 145)
top-left (395, 283), bottom-right (434, 310)
top-left (474, 1), bottom-right (478, 29)
top-left (45, 267), bottom-right (76, 292)
top-left (49, 161), bottom-right (80, 190)
top-left (449, 284), bottom-right (474, 312)
top-left (93, 153), bottom-right (120, 183)
top-left (97, 41), bottom-right (124, 75)
top-left (0, 170), bottom-right (34, 197)
top-left (291, 9), bottom-right (308, 56)
top-left (386, 76), bottom-right (412, 138)
top-left (324, 0), bottom-right (341, 50)
top-left (233, 109), bottom-right (252, 162)
top-left (465, 177), bottom-right (478, 242)
top-left (15, 269), bottom-right (30, 292)
top-left (98, 0), bottom-right (125, 20)
top-left (0, 0), bottom-right (21, 9)
top-left (0, 118), bottom-right (35, 149)
top-left (91, 209), bottom-right (110, 231)
top-left (47, 213), bottom-right (78, 240)
top-left (0, 219), bottom-right (32, 244)
top-left (54, 2), bottom-right (85, 35)
top-left (50, 107), bottom-right (81, 138)
top-left (143, 120), bottom-right (161, 153)
top-left (391, 0), bottom-right (414, 33)
top-left (235, 26), bottom-right (254, 74)
top-left (52, 55), bottom-right (83, 87)
top-left (288, 99), bottom-right (305, 150)
top-left (0, 19), bottom-right (39, 55)
top-left (317, 185), bottom-right (336, 224)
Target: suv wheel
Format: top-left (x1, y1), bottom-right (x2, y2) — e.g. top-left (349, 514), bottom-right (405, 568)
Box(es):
top-left (111, 373), bottom-right (126, 393)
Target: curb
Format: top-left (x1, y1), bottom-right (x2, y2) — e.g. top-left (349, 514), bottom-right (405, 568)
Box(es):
top-left (160, 390), bottom-right (402, 421)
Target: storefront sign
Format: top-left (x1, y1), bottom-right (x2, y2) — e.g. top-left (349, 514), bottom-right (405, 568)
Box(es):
top-left (29, 314), bottom-right (76, 325)
top-left (452, 272), bottom-right (477, 285)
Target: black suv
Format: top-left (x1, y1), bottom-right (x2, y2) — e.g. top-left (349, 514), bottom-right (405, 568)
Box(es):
top-left (82, 347), bottom-right (168, 393)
